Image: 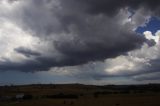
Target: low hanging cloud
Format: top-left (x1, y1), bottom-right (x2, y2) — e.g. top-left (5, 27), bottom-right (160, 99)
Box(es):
top-left (14, 47), bottom-right (41, 58)
top-left (0, 0), bottom-right (160, 81)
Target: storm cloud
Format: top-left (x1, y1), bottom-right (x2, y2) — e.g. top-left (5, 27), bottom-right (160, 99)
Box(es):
top-left (14, 47), bottom-right (41, 57)
top-left (0, 0), bottom-right (160, 82)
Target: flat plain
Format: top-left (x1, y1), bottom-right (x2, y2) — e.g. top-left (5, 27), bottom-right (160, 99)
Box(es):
top-left (0, 84), bottom-right (160, 106)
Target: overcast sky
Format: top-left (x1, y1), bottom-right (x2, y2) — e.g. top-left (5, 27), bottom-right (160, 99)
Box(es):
top-left (0, 0), bottom-right (160, 85)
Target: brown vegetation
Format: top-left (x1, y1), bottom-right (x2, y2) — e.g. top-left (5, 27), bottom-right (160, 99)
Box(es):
top-left (0, 84), bottom-right (160, 106)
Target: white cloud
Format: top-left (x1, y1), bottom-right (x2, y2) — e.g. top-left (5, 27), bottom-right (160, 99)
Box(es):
top-left (104, 30), bottom-right (160, 76)
top-left (0, 18), bottom-right (58, 63)
top-left (0, 19), bottom-right (38, 62)
top-left (144, 31), bottom-right (160, 44)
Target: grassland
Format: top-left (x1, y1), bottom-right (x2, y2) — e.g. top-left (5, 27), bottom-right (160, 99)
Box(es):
top-left (0, 84), bottom-right (160, 106)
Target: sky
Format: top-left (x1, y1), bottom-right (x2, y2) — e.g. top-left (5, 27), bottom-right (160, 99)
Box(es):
top-left (136, 17), bottom-right (160, 34)
top-left (0, 0), bottom-right (160, 85)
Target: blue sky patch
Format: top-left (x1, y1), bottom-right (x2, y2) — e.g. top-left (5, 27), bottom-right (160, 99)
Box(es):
top-left (136, 17), bottom-right (160, 34)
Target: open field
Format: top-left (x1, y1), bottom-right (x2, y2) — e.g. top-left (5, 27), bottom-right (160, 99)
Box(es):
top-left (0, 84), bottom-right (160, 106)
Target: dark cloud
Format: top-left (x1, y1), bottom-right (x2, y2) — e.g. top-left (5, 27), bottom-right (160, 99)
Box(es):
top-left (0, 57), bottom-right (58, 72)
top-left (14, 47), bottom-right (41, 57)
top-left (133, 72), bottom-right (160, 81)
top-left (145, 39), bottom-right (156, 47)
top-left (0, 0), bottom-right (160, 72)
top-left (54, 32), bottom-right (144, 63)
top-left (63, 0), bottom-right (160, 16)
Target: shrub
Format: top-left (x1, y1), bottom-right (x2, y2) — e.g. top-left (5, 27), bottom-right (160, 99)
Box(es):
top-left (23, 94), bottom-right (33, 100)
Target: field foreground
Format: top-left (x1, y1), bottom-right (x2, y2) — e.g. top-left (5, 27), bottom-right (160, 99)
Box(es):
top-left (0, 84), bottom-right (160, 106)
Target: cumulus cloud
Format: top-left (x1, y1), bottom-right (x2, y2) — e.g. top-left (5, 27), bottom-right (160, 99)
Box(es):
top-left (57, 30), bottom-right (160, 81)
top-left (0, 0), bottom-right (160, 84)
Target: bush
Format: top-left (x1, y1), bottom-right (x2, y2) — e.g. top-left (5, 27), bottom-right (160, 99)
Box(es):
top-left (23, 94), bottom-right (33, 100)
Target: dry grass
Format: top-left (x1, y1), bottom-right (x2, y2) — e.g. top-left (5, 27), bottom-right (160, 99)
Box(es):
top-left (0, 84), bottom-right (160, 106)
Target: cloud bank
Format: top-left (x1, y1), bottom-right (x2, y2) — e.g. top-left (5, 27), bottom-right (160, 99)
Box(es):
top-left (0, 0), bottom-right (160, 83)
